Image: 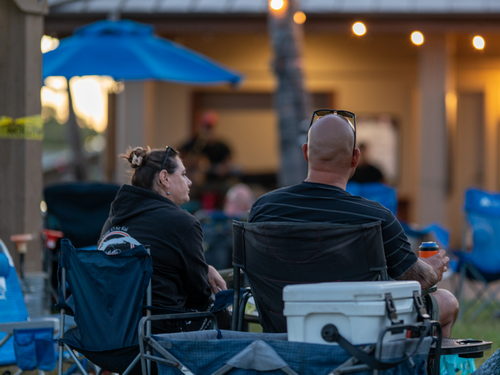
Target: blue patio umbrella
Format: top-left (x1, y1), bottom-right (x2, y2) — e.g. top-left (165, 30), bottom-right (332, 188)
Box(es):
top-left (43, 19), bottom-right (242, 85)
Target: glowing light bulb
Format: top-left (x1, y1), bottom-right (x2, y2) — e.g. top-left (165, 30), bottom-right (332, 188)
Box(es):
top-left (293, 11), bottom-right (306, 24)
top-left (352, 22), bottom-right (367, 37)
top-left (269, 0), bottom-right (285, 11)
top-left (472, 35), bottom-right (485, 50)
top-left (41, 35), bottom-right (59, 53)
top-left (410, 31), bottom-right (424, 46)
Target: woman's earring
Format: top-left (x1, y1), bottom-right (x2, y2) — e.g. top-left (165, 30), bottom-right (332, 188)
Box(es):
top-left (166, 192), bottom-right (171, 195)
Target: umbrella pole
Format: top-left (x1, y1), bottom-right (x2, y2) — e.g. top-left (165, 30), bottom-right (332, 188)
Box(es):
top-left (66, 78), bottom-right (87, 181)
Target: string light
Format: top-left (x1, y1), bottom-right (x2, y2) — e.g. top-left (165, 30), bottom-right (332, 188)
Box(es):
top-left (352, 22), bottom-right (367, 37)
top-left (293, 11), bottom-right (306, 24)
top-left (410, 31), bottom-right (425, 46)
top-left (269, 0), bottom-right (285, 11)
top-left (472, 35), bottom-right (485, 50)
top-left (41, 35), bottom-right (59, 53)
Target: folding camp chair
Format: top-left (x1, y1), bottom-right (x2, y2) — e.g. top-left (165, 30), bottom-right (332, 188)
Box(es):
top-left (57, 239), bottom-right (152, 375)
top-left (346, 182), bottom-right (450, 254)
top-left (43, 182), bottom-right (120, 248)
top-left (453, 188), bottom-right (500, 320)
top-left (140, 328), bottom-right (435, 375)
top-left (346, 182), bottom-right (398, 214)
top-left (0, 239), bottom-right (57, 373)
top-left (197, 210), bottom-right (234, 271)
top-left (43, 182), bottom-right (120, 304)
top-left (57, 238), bottom-right (219, 375)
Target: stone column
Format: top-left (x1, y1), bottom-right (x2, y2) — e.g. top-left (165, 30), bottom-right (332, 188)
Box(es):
top-left (0, 0), bottom-right (47, 272)
top-left (416, 34), bottom-right (455, 226)
top-left (114, 81), bottom-right (155, 184)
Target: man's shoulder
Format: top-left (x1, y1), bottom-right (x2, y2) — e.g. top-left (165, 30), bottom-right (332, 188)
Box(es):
top-left (255, 184), bottom-right (299, 200)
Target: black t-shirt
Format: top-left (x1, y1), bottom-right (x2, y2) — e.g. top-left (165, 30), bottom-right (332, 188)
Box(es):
top-left (249, 181), bottom-right (416, 279)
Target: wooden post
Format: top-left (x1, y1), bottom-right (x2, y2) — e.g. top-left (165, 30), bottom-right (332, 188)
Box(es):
top-left (0, 0), bottom-right (47, 272)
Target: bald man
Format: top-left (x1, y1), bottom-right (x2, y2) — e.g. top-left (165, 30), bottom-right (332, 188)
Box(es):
top-left (249, 113), bottom-right (458, 336)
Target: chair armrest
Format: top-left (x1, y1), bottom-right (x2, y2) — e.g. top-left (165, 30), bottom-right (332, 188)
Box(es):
top-left (0, 318), bottom-right (59, 334)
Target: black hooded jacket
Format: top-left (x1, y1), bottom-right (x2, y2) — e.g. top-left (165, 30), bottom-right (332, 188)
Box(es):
top-left (100, 184), bottom-right (212, 312)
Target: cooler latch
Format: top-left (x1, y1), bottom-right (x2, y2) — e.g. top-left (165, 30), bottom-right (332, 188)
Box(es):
top-left (412, 290), bottom-right (430, 321)
top-left (384, 293), bottom-right (403, 325)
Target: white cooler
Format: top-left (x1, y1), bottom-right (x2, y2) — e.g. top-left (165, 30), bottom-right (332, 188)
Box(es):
top-left (283, 281), bottom-right (421, 345)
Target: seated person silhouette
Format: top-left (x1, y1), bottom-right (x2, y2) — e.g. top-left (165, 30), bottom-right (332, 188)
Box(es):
top-left (249, 111), bottom-right (458, 337)
top-left (197, 183), bottom-right (255, 270)
top-left (349, 142), bottom-right (385, 183)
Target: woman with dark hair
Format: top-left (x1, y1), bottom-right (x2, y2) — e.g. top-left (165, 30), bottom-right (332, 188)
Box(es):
top-left (99, 146), bottom-right (226, 327)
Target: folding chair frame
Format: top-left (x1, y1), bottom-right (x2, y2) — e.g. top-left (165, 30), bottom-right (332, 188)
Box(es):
top-left (455, 261), bottom-right (500, 321)
top-left (138, 312), bottom-right (217, 375)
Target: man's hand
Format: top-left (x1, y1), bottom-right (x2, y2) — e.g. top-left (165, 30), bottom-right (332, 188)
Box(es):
top-left (207, 265), bottom-right (227, 294)
top-left (421, 249), bottom-right (449, 283)
top-left (398, 249), bottom-right (450, 290)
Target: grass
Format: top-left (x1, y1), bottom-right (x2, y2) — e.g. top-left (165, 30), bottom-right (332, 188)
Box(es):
top-left (450, 302), bottom-right (499, 367)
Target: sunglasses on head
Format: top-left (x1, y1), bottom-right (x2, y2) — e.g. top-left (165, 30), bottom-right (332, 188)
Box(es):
top-left (160, 146), bottom-right (177, 171)
top-left (309, 109), bottom-right (357, 152)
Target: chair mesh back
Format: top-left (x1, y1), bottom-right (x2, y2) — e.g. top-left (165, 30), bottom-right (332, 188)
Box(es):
top-left (44, 183), bottom-right (119, 248)
top-left (233, 221), bottom-right (387, 333)
top-left (60, 239), bottom-right (152, 351)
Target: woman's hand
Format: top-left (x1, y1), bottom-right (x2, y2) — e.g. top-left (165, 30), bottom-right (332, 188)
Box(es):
top-left (207, 265), bottom-right (227, 294)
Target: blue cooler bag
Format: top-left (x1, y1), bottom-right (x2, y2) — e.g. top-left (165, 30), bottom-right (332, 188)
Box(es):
top-left (13, 327), bottom-right (56, 371)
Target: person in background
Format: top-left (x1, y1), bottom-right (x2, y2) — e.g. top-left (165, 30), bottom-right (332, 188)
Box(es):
top-left (179, 110), bottom-right (237, 210)
top-left (99, 146), bottom-right (227, 331)
top-left (223, 183), bottom-right (255, 217)
top-left (349, 142), bottom-right (385, 183)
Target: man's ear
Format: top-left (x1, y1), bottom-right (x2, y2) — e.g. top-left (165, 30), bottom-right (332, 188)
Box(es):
top-left (351, 147), bottom-right (361, 168)
top-left (301, 143), bottom-right (308, 162)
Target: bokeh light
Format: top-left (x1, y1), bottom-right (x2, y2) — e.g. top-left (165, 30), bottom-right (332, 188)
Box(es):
top-left (41, 35), bottom-right (59, 53)
top-left (472, 35), bottom-right (485, 50)
top-left (410, 31), bottom-right (425, 46)
top-left (352, 22), bottom-right (367, 37)
top-left (269, 0), bottom-right (285, 11)
top-left (293, 11), bottom-right (306, 24)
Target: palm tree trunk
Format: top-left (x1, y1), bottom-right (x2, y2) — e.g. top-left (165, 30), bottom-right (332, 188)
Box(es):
top-left (268, 0), bottom-right (310, 186)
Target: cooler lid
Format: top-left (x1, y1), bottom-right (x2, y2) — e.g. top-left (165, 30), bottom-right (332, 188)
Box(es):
top-left (283, 281), bottom-right (421, 302)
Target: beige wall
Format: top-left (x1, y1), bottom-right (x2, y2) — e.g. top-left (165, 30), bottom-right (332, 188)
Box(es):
top-left (180, 32), bottom-right (419, 205)
top-left (133, 29), bottom-right (500, 243)
top-left (151, 81), bottom-right (192, 148)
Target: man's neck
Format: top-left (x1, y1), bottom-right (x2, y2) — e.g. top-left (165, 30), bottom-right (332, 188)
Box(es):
top-left (304, 170), bottom-right (349, 190)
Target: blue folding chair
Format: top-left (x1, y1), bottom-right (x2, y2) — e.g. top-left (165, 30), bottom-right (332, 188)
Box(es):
top-left (453, 188), bottom-right (500, 320)
top-left (347, 182), bottom-right (450, 253)
top-left (197, 210), bottom-right (236, 270)
top-left (0, 239), bottom-right (57, 373)
top-left (57, 239), bottom-right (152, 375)
top-left (347, 182), bottom-right (398, 214)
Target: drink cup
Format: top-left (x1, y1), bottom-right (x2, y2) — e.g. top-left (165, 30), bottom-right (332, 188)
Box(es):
top-left (418, 241), bottom-right (439, 258)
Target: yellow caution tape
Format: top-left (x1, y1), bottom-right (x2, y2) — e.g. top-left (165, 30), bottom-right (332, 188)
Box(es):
top-left (0, 115), bottom-right (43, 140)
